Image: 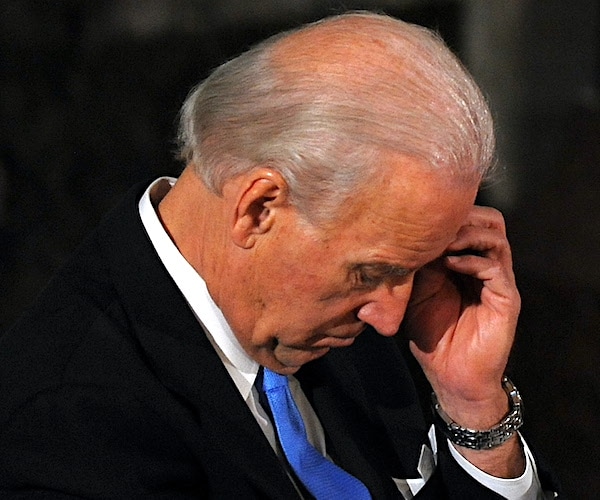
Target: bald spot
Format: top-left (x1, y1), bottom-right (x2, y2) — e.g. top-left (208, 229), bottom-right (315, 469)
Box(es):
top-left (270, 15), bottom-right (409, 95)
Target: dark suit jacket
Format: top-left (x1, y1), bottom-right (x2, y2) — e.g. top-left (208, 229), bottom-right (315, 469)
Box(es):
top-left (0, 183), bottom-right (560, 498)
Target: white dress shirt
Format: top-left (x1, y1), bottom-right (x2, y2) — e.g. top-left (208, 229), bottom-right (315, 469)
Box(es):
top-left (139, 177), bottom-right (547, 499)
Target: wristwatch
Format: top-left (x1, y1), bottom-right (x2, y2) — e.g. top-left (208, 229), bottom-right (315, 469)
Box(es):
top-left (431, 376), bottom-right (524, 450)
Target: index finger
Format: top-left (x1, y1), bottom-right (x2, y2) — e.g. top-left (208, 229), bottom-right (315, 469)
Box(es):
top-left (461, 205), bottom-right (507, 236)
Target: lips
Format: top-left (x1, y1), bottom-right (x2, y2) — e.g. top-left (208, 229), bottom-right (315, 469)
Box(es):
top-left (308, 324), bottom-right (366, 348)
top-left (316, 336), bottom-right (357, 348)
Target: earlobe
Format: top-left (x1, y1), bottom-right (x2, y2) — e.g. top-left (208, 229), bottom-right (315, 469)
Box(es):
top-left (231, 170), bottom-right (288, 249)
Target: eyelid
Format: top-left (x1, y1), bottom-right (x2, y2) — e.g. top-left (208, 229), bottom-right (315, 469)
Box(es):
top-left (352, 264), bottom-right (411, 287)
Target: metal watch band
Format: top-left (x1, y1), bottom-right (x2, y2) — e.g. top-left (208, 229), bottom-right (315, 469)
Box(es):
top-left (431, 376), bottom-right (524, 450)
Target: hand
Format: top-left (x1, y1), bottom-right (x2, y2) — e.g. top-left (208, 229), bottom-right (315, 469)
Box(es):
top-left (404, 205), bottom-right (521, 429)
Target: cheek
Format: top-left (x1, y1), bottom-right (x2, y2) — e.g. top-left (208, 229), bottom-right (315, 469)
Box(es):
top-left (269, 256), bottom-right (338, 300)
top-left (255, 286), bottom-right (359, 341)
top-left (255, 241), bottom-right (352, 324)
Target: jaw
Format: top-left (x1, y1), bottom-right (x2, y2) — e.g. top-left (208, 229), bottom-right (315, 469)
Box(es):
top-left (250, 341), bottom-right (332, 375)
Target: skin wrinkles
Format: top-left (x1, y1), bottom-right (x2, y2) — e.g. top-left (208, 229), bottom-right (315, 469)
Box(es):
top-left (219, 155), bottom-right (479, 374)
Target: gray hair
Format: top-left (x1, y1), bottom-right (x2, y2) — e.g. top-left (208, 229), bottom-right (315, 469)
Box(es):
top-left (177, 11), bottom-right (495, 224)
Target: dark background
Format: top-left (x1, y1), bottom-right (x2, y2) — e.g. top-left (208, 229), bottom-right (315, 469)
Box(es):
top-left (1, 1), bottom-right (598, 497)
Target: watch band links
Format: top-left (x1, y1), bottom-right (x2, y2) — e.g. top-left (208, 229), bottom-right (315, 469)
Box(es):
top-left (431, 376), bottom-right (524, 450)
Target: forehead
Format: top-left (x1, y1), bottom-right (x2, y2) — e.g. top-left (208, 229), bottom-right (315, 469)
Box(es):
top-left (321, 155), bottom-right (479, 267)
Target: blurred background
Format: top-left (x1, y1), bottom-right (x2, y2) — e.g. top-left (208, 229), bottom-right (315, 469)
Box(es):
top-left (0, 0), bottom-right (598, 496)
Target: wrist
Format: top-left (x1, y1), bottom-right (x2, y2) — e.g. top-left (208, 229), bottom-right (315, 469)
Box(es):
top-left (432, 376), bottom-right (524, 450)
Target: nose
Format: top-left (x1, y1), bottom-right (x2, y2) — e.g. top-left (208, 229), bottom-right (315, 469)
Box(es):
top-left (356, 281), bottom-right (413, 337)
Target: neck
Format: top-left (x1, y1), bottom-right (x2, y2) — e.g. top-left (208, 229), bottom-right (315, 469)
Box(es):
top-left (157, 166), bottom-right (264, 355)
top-left (157, 167), bottom-right (230, 293)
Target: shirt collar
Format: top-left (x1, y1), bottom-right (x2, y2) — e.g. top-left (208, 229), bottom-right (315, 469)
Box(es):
top-left (138, 177), bottom-right (259, 399)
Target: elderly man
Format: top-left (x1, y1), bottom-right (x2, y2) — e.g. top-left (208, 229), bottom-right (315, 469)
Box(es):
top-left (0, 12), bottom-right (558, 499)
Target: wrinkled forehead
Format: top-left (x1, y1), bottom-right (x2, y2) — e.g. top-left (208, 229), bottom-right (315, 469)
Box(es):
top-left (326, 156), bottom-right (479, 240)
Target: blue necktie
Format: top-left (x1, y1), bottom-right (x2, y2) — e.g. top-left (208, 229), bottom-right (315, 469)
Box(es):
top-left (261, 367), bottom-right (372, 500)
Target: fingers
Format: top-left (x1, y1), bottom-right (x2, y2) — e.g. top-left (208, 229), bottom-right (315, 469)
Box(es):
top-left (444, 206), bottom-right (519, 304)
top-left (460, 205), bottom-right (507, 235)
top-left (446, 206), bottom-right (510, 259)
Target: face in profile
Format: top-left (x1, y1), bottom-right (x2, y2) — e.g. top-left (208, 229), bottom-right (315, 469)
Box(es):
top-left (232, 154), bottom-right (479, 374)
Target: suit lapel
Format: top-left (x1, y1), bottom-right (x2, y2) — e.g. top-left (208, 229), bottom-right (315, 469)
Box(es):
top-left (97, 184), bottom-right (300, 499)
top-left (297, 328), bottom-right (430, 498)
top-left (297, 357), bottom-right (400, 498)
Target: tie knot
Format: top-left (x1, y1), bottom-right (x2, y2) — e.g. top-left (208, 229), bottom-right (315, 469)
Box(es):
top-left (262, 367), bottom-right (289, 392)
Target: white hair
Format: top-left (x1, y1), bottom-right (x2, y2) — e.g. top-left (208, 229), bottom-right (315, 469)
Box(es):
top-left (177, 11), bottom-right (495, 224)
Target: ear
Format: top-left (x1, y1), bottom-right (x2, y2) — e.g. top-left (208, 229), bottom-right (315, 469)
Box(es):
top-left (231, 169), bottom-right (289, 248)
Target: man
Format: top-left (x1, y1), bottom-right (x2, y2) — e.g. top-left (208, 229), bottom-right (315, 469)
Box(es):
top-left (0, 12), bottom-right (559, 498)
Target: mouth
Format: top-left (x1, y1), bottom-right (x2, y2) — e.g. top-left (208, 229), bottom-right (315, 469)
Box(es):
top-left (309, 336), bottom-right (356, 348)
top-left (268, 324), bottom-right (366, 372)
top-left (308, 324), bottom-right (366, 349)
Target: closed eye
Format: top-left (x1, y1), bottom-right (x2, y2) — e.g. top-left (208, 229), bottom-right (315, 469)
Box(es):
top-left (349, 263), bottom-right (412, 289)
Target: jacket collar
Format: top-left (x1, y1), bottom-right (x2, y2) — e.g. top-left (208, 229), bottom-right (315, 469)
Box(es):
top-left (97, 182), bottom-right (300, 499)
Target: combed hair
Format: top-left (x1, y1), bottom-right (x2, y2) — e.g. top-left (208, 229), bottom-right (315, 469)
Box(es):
top-left (177, 11), bottom-right (495, 224)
